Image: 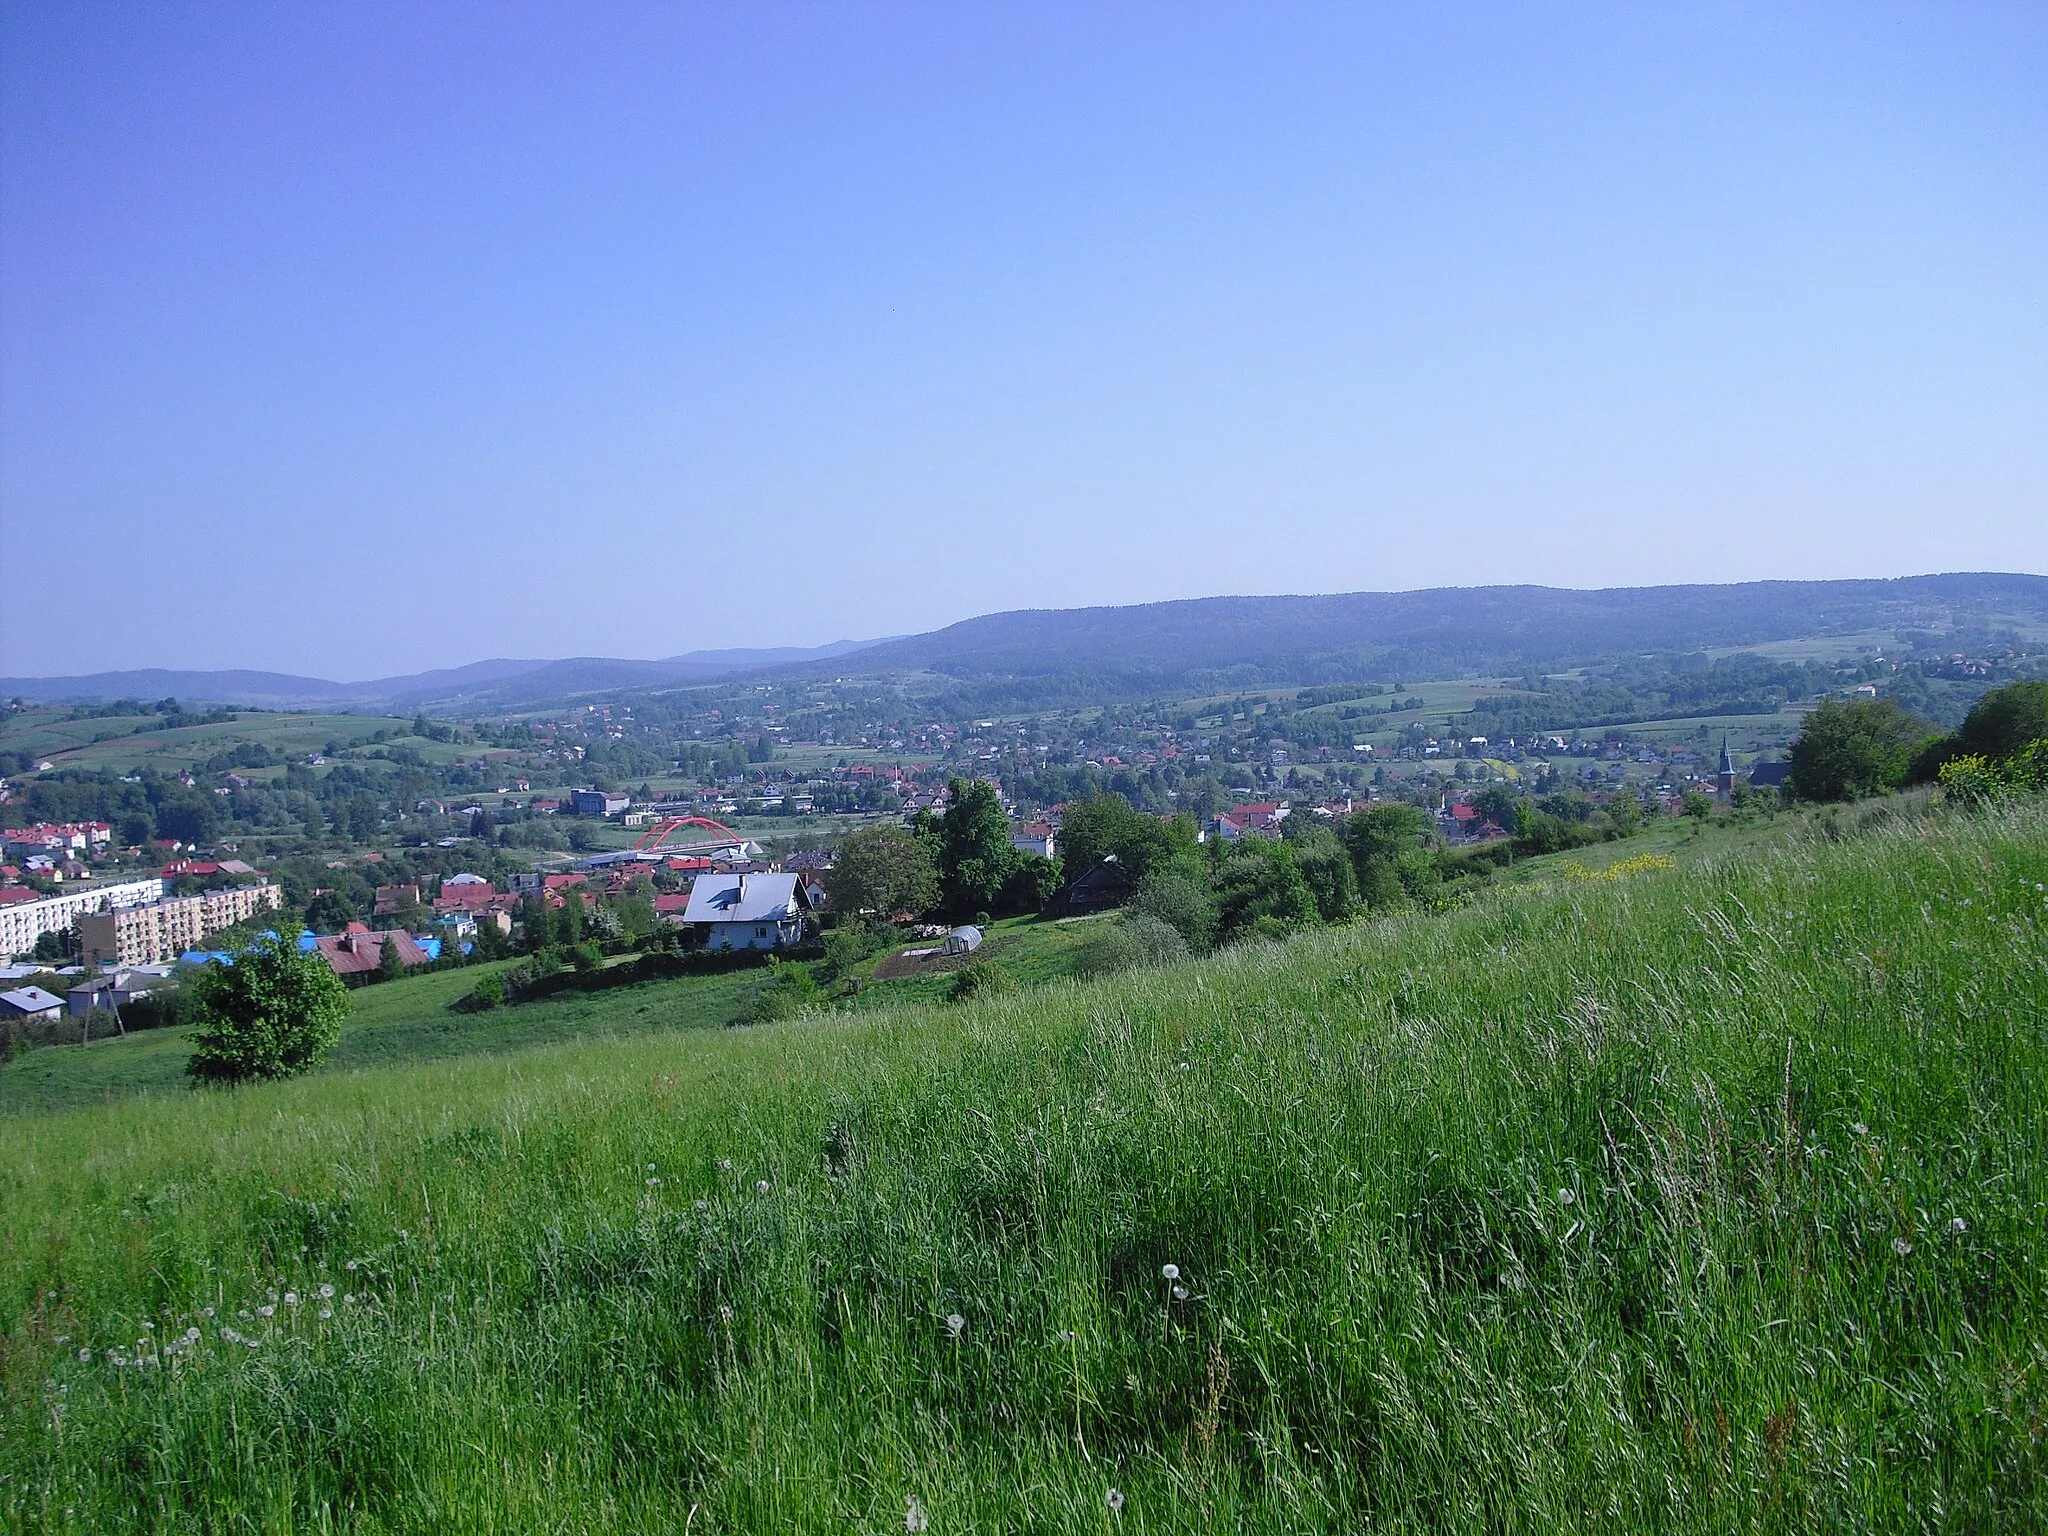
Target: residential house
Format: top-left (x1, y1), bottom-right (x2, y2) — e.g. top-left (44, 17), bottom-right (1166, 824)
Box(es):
top-left (314, 923), bottom-right (432, 980)
top-left (66, 970), bottom-right (160, 1018)
top-left (571, 789), bottom-right (630, 817)
top-left (1043, 859), bottom-right (1135, 917)
top-left (0, 986), bottom-right (65, 1022)
top-left (1010, 823), bottom-right (1057, 859)
top-left (680, 872), bottom-right (814, 951)
top-left (372, 883), bottom-right (422, 917)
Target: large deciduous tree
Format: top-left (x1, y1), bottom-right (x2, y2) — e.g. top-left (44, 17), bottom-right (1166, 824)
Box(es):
top-left (935, 778), bottom-right (1020, 918)
top-left (824, 823), bottom-right (939, 920)
top-left (1788, 698), bottom-right (1932, 802)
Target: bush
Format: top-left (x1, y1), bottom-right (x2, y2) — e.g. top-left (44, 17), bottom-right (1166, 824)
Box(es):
top-left (737, 958), bottom-right (823, 1025)
top-left (1131, 861), bottom-right (1217, 953)
top-left (948, 959), bottom-right (1019, 1002)
top-left (1937, 740), bottom-right (2048, 802)
top-left (185, 936), bottom-right (352, 1085)
top-left (1078, 913), bottom-right (1190, 978)
top-left (463, 972), bottom-right (505, 1012)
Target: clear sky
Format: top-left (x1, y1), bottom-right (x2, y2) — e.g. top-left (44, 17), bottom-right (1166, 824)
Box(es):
top-left (3, 3), bottom-right (2045, 680)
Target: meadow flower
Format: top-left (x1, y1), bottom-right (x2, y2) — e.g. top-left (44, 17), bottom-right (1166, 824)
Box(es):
top-left (183, 1327), bottom-right (200, 1343)
top-left (346, 1260), bottom-right (359, 1271)
top-left (755, 1179), bottom-right (771, 1194)
top-left (343, 1294), bottom-right (356, 1305)
top-left (77, 1348), bottom-right (90, 1363)
top-left (283, 1291), bottom-right (300, 1307)
top-left (1852, 1122), bottom-right (1868, 1136)
top-left (1172, 1285), bottom-right (1189, 1302)
top-left (202, 1306), bottom-right (214, 1318)
top-left (317, 1284), bottom-right (334, 1300)
top-left (945, 1313), bottom-right (966, 1340)
top-left (717, 1158), bottom-right (733, 1172)
top-left (1892, 1237), bottom-right (1913, 1258)
top-left (257, 1305), bottom-right (274, 1318)
top-left (318, 1307), bottom-right (333, 1320)
top-left (1948, 1216), bottom-right (1968, 1235)
top-left (1557, 1187), bottom-right (1575, 1206)
top-left (904, 1493), bottom-right (928, 1532)
top-left (646, 1177), bottom-right (661, 1188)
top-left (1161, 1263), bottom-right (1180, 1281)
top-left (220, 1328), bottom-right (240, 1344)
top-left (1107, 1488), bottom-right (1125, 1514)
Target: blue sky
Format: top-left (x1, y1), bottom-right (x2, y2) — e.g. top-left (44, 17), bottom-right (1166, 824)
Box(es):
top-left (4, 2), bottom-right (2045, 679)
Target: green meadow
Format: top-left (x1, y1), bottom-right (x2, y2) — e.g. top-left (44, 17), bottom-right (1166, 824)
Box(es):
top-left (0, 802), bottom-right (2043, 1532)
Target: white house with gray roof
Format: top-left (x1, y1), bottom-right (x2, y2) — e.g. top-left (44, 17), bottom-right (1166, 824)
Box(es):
top-left (681, 872), bottom-right (814, 952)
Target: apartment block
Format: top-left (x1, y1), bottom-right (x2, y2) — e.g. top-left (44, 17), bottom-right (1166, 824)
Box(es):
top-left (77, 883), bottom-right (284, 966)
top-left (0, 878), bottom-right (166, 959)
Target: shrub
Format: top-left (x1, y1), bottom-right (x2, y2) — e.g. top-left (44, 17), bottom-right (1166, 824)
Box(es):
top-left (185, 936), bottom-right (352, 1085)
top-left (948, 959), bottom-right (1019, 1001)
top-left (737, 958), bottom-right (823, 1025)
top-left (1787, 697), bottom-right (1933, 802)
top-left (1937, 740), bottom-right (2048, 802)
top-left (1078, 913), bottom-right (1190, 977)
top-left (462, 972), bottom-right (505, 1012)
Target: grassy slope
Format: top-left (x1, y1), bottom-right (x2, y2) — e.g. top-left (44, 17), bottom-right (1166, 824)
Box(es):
top-left (0, 961), bottom-right (763, 1115)
top-left (1, 805), bottom-right (2044, 1531)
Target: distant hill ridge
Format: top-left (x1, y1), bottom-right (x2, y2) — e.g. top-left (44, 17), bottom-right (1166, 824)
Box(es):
top-left (5, 574), bottom-right (2043, 711)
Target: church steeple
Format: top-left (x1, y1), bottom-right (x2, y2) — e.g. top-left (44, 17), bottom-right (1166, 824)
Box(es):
top-left (1716, 735), bottom-right (1736, 797)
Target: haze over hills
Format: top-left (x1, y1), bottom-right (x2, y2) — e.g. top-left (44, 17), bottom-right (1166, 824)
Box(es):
top-left (5, 575), bottom-right (2044, 714)
top-left (0, 640), bottom-right (887, 714)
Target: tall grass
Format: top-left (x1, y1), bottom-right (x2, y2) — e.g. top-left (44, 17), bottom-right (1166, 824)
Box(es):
top-left (2, 803), bottom-right (2043, 1532)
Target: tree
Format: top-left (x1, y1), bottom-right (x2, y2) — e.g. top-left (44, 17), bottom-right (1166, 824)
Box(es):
top-left (304, 890), bottom-right (356, 934)
top-left (186, 936), bottom-right (351, 1084)
top-left (1292, 832), bottom-right (1359, 923)
top-left (1056, 792), bottom-right (1183, 882)
top-left (935, 778), bottom-right (1021, 918)
top-left (1213, 840), bottom-right (1319, 944)
top-left (32, 925), bottom-right (76, 962)
top-left (1131, 860), bottom-right (1218, 953)
top-left (825, 824), bottom-right (939, 920)
top-left (1682, 790), bottom-right (1713, 820)
top-left (1341, 805), bottom-right (1436, 910)
top-left (1788, 697), bottom-right (1932, 802)
top-left (1001, 852), bottom-right (1064, 912)
top-left (377, 936), bottom-right (406, 982)
top-left (1957, 681), bottom-right (2048, 761)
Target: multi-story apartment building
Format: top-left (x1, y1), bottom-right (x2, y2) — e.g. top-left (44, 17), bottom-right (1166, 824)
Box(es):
top-left (77, 884), bottom-right (284, 966)
top-left (0, 877), bottom-right (165, 959)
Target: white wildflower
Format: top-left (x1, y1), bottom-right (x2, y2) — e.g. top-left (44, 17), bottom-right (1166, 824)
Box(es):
top-left (257, 1305), bottom-right (274, 1318)
top-left (1892, 1237), bottom-right (1913, 1258)
top-left (77, 1348), bottom-right (90, 1363)
top-left (904, 1493), bottom-right (928, 1533)
top-left (1853, 1122), bottom-right (1869, 1136)
top-left (283, 1291), bottom-right (299, 1307)
top-left (755, 1179), bottom-right (771, 1194)
top-left (1948, 1216), bottom-right (1968, 1235)
top-left (318, 1307), bottom-right (333, 1320)
top-left (1107, 1487), bottom-right (1125, 1513)
top-left (1557, 1187), bottom-right (1575, 1206)
top-left (1161, 1263), bottom-right (1180, 1281)
top-left (944, 1312), bottom-right (966, 1340)
top-left (1172, 1284), bottom-right (1189, 1302)
top-left (317, 1284), bottom-right (334, 1300)
top-left (183, 1327), bottom-right (200, 1342)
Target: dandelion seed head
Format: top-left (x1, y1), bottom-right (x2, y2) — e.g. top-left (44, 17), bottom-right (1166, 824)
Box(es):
top-left (646, 1177), bottom-right (661, 1187)
top-left (283, 1292), bottom-right (299, 1307)
top-left (755, 1179), bottom-right (771, 1194)
top-left (317, 1284), bottom-right (334, 1300)
top-left (1853, 1122), bottom-right (1869, 1136)
top-left (944, 1312), bottom-right (966, 1339)
top-left (1161, 1263), bottom-right (1180, 1281)
top-left (257, 1305), bottom-right (274, 1318)
top-left (1892, 1237), bottom-right (1913, 1257)
top-left (318, 1307), bottom-right (333, 1320)
top-left (346, 1260), bottom-right (358, 1271)
top-left (1172, 1284), bottom-right (1189, 1302)
top-left (183, 1327), bottom-right (200, 1342)
top-left (77, 1348), bottom-right (90, 1362)
top-left (1107, 1488), bottom-right (1125, 1513)
top-left (1948, 1216), bottom-right (1968, 1235)
top-left (1557, 1187), bottom-right (1575, 1206)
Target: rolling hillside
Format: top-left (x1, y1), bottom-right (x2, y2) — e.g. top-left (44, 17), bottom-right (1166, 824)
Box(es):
top-left (2, 800), bottom-right (2041, 1530)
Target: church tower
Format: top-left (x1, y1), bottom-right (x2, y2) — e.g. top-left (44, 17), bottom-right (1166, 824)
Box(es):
top-left (1716, 736), bottom-right (1736, 798)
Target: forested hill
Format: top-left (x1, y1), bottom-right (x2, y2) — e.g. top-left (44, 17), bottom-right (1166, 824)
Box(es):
top-left (806, 573), bottom-right (2048, 690)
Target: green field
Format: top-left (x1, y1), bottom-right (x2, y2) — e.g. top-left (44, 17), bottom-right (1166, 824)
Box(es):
top-left (1, 803), bottom-right (2044, 1530)
top-left (0, 959), bottom-right (766, 1116)
top-left (0, 708), bottom-right (417, 778)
